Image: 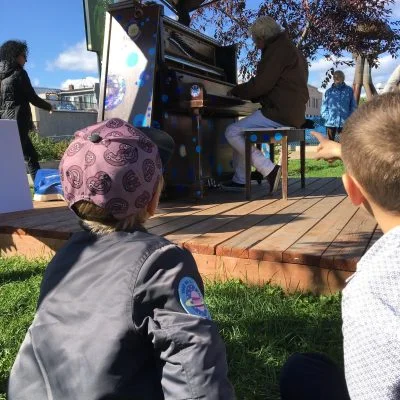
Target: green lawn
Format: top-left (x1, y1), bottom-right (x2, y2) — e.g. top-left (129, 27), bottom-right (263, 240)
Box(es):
top-left (0, 257), bottom-right (343, 400)
top-left (288, 159), bottom-right (344, 178)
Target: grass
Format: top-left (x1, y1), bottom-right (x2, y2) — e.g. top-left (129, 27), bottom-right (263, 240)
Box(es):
top-left (0, 257), bottom-right (48, 400)
top-left (0, 257), bottom-right (343, 400)
top-left (288, 159), bottom-right (344, 178)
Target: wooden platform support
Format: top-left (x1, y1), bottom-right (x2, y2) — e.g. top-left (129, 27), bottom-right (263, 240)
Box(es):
top-left (0, 178), bottom-right (381, 294)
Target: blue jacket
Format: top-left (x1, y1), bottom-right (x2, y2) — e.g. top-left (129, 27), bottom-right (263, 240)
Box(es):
top-left (320, 83), bottom-right (357, 128)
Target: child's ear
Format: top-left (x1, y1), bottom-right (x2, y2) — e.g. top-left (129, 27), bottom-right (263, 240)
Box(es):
top-left (342, 173), bottom-right (365, 206)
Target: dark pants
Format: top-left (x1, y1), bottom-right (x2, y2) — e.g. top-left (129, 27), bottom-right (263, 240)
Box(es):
top-left (280, 352), bottom-right (350, 400)
top-left (326, 127), bottom-right (342, 142)
top-left (19, 131), bottom-right (40, 182)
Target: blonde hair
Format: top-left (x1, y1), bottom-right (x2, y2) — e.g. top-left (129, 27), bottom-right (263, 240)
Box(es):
top-left (72, 177), bottom-right (164, 234)
top-left (341, 92), bottom-right (400, 213)
top-left (250, 16), bottom-right (283, 41)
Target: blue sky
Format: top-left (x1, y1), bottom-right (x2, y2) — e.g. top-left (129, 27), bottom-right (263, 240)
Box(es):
top-left (1, 0), bottom-right (400, 92)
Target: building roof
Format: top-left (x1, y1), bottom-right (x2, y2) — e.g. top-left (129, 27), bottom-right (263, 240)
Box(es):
top-left (34, 87), bottom-right (61, 95)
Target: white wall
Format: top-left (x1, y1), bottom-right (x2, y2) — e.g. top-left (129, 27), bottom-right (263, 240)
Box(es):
top-left (31, 107), bottom-right (97, 138)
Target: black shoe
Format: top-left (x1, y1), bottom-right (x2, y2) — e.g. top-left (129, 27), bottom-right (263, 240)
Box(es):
top-left (221, 180), bottom-right (245, 192)
top-left (266, 165), bottom-right (281, 193)
top-left (251, 171), bottom-right (264, 185)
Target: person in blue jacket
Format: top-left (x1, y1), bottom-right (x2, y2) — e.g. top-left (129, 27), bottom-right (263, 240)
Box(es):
top-left (320, 70), bottom-right (357, 141)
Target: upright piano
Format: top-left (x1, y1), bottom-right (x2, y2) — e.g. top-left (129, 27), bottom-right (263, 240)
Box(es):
top-left (98, 0), bottom-right (258, 197)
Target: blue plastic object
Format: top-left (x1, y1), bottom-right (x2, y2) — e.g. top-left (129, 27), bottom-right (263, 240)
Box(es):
top-left (33, 169), bottom-right (64, 202)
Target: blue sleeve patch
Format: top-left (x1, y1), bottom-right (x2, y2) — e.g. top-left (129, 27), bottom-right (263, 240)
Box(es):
top-left (178, 277), bottom-right (211, 320)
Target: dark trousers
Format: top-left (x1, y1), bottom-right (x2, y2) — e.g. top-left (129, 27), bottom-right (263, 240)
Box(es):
top-left (19, 131), bottom-right (40, 182)
top-left (326, 127), bottom-right (342, 141)
top-left (280, 352), bottom-right (350, 400)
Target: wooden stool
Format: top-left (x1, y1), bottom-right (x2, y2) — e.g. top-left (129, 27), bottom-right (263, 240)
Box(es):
top-left (244, 127), bottom-right (306, 200)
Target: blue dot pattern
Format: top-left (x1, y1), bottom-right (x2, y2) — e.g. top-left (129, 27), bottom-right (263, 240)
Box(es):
top-left (133, 114), bottom-right (146, 127)
top-left (126, 52), bottom-right (139, 67)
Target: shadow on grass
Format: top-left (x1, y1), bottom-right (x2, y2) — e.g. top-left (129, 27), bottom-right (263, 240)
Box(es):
top-left (0, 266), bottom-right (45, 286)
top-left (206, 282), bottom-right (343, 400)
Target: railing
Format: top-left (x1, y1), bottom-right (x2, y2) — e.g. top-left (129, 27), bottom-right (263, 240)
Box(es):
top-left (49, 99), bottom-right (98, 112)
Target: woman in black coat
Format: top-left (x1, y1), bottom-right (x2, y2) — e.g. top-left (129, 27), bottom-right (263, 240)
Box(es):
top-left (0, 40), bottom-right (52, 181)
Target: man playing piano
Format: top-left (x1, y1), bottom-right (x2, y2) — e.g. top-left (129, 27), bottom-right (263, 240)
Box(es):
top-left (222, 16), bottom-right (309, 193)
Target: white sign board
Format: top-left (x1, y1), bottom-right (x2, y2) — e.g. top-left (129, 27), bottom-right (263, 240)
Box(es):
top-left (0, 120), bottom-right (33, 214)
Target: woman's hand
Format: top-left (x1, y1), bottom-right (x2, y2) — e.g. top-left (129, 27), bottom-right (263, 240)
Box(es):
top-left (311, 131), bottom-right (342, 162)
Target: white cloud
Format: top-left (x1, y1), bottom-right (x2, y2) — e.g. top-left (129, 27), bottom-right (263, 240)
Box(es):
top-left (60, 76), bottom-right (99, 89)
top-left (32, 78), bottom-right (40, 86)
top-left (391, 0), bottom-right (400, 18)
top-left (47, 40), bottom-right (98, 73)
top-left (309, 54), bottom-right (400, 91)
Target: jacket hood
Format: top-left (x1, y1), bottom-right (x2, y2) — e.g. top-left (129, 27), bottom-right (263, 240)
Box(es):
top-left (0, 61), bottom-right (18, 80)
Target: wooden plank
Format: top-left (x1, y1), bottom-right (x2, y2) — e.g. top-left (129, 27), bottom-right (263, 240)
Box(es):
top-left (216, 178), bottom-right (342, 258)
top-left (148, 200), bottom-right (252, 236)
top-left (283, 197), bottom-right (358, 266)
top-left (249, 188), bottom-right (347, 261)
top-left (193, 253), bottom-right (352, 295)
top-left (0, 205), bottom-right (66, 225)
top-left (145, 202), bottom-right (224, 229)
top-left (162, 179), bottom-right (306, 246)
top-left (33, 200), bottom-right (67, 209)
top-left (147, 181), bottom-right (274, 236)
top-left (182, 178), bottom-right (319, 255)
top-left (167, 197), bottom-right (278, 247)
top-left (320, 208), bottom-right (377, 271)
top-left (0, 208), bottom-right (74, 232)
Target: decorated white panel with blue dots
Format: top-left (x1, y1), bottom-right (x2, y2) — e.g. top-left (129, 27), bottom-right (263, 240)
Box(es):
top-left (102, 6), bottom-right (161, 129)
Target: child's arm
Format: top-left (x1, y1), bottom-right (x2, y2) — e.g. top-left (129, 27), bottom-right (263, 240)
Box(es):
top-left (133, 244), bottom-right (235, 400)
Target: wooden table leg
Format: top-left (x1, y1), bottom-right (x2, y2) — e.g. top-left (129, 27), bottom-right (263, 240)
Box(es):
top-left (281, 136), bottom-right (288, 200)
top-left (245, 134), bottom-right (251, 200)
top-left (300, 139), bottom-right (305, 188)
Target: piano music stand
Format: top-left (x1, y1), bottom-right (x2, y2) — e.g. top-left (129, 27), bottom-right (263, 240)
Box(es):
top-left (244, 127), bottom-right (306, 200)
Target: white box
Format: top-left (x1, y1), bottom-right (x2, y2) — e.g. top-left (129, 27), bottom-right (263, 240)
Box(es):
top-left (0, 120), bottom-right (33, 214)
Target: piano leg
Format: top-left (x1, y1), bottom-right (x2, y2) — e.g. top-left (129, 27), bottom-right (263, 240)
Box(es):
top-left (192, 108), bottom-right (204, 199)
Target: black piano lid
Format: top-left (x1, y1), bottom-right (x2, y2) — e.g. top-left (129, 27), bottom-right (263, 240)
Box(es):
top-left (163, 0), bottom-right (209, 12)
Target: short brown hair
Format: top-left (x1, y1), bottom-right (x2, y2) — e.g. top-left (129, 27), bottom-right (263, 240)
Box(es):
top-left (341, 92), bottom-right (400, 213)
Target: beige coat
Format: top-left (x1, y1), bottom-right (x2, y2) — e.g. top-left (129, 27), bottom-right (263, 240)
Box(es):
top-left (231, 33), bottom-right (309, 128)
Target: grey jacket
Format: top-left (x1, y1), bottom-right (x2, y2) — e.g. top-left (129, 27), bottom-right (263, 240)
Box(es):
top-left (8, 229), bottom-right (234, 400)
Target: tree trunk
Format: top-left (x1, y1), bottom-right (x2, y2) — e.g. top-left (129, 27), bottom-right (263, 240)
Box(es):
top-left (352, 54), bottom-right (364, 104)
top-left (363, 59), bottom-right (378, 100)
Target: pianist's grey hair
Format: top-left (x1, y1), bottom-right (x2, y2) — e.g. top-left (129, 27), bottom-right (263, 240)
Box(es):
top-left (250, 16), bottom-right (284, 41)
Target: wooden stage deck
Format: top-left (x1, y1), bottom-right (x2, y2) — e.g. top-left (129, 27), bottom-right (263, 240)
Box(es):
top-left (0, 178), bottom-right (381, 294)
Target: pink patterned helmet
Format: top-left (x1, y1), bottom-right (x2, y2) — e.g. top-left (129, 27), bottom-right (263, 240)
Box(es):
top-left (60, 118), bottom-right (173, 220)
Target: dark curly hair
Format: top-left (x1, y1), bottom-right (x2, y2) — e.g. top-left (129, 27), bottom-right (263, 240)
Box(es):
top-left (0, 40), bottom-right (29, 64)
